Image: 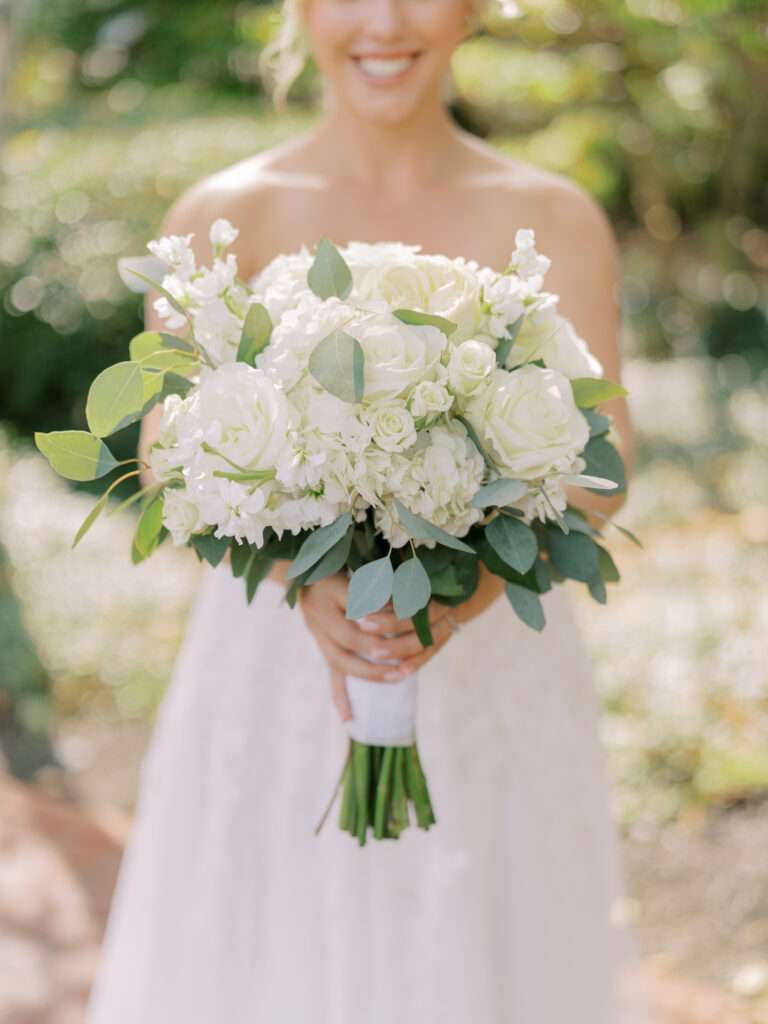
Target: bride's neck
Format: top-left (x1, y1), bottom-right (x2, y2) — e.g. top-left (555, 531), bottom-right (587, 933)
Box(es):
top-left (307, 90), bottom-right (466, 197)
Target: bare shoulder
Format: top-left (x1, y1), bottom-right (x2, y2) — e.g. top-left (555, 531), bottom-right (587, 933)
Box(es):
top-left (459, 134), bottom-right (618, 269)
top-left (156, 132), bottom-right (314, 277)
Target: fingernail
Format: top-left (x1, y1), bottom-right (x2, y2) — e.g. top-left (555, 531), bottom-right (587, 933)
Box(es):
top-left (359, 618), bottom-right (380, 632)
top-left (372, 647), bottom-right (390, 659)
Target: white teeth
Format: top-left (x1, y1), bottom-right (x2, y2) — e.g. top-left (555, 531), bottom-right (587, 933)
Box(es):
top-left (356, 56), bottom-right (415, 78)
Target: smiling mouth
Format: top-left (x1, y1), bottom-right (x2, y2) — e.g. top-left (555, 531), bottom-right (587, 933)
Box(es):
top-left (350, 52), bottom-right (423, 82)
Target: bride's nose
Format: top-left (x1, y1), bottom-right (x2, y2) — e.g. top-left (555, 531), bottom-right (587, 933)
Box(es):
top-left (363, 0), bottom-right (410, 37)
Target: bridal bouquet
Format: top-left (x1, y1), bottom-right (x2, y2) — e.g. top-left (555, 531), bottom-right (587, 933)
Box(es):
top-left (35, 219), bottom-right (639, 845)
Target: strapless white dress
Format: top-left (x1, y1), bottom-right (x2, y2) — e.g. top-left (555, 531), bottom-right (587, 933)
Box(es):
top-left (86, 558), bottom-right (652, 1023)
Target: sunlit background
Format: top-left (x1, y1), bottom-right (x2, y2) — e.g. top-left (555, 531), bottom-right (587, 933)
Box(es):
top-left (1, 0), bottom-right (767, 1020)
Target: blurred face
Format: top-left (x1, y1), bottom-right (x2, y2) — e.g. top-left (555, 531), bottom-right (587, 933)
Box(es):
top-left (304, 0), bottom-right (474, 122)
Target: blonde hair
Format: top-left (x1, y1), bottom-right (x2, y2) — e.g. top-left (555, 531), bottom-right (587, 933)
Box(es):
top-left (258, 0), bottom-right (493, 112)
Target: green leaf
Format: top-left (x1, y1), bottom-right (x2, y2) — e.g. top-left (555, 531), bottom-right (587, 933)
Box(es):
top-left (158, 371), bottom-right (195, 400)
top-left (134, 492), bottom-right (165, 558)
top-left (411, 605), bottom-right (434, 647)
top-left (455, 415), bottom-right (494, 470)
top-left (307, 236), bottom-right (353, 300)
top-left (85, 361), bottom-right (146, 438)
top-left (246, 554), bottom-right (274, 603)
top-left (119, 264), bottom-right (188, 318)
top-left (35, 430), bottom-right (119, 481)
top-left (287, 512), bottom-right (354, 579)
top-left (73, 492), bottom-right (109, 548)
top-left (570, 377), bottom-right (627, 408)
top-left (346, 557), bottom-right (394, 620)
top-left (583, 408), bottom-right (611, 437)
top-left (495, 313), bottom-right (524, 367)
top-left (392, 557), bottom-right (431, 620)
top-left (582, 436), bottom-right (626, 494)
top-left (547, 529), bottom-right (600, 583)
top-left (393, 498), bottom-right (475, 554)
top-left (229, 539), bottom-right (255, 578)
top-left (588, 576), bottom-right (607, 603)
top-left (308, 329), bottom-right (365, 403)
top-left (303, 529), bottom-right (353, 584)
top-left (428, 563), bottom-right (464, 597)
top-left (237, 303), bottom-right (273, 365)
top-left (561, 510), bottom-right (602, 537)
top-left (505, 583), bottom-right (545, 631)
top-left (129, 330), bottom-right (196, 371)
top-left (392, 308), bottom-right (457, 336)
top-left (189, 531), bottom-right (230, 567)
top-left (597, 545), bottom-right (620, 583)
top-left (534, 556), bottom-right (552, 593)
top-left (471, 478), bottom-right (527, 508)
top-left (486, 515), bottom-right (538, 574)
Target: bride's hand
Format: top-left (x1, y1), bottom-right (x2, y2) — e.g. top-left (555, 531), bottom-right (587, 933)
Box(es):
top-left (297, 573), bottom-right (448, 723)
top-left (356, 562), bottom-right (506, 676)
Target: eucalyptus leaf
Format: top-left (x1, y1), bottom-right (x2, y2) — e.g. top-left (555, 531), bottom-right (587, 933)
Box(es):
top-left (588, 576), bottom-right (608, 603)
top-left (117, 255), bottom-right (167, 294)
top-left (582, 408), bottom-right (611, 437)
top-left (237, 303), bottom-right (273, 365)
top-left (562, 472), bottom-right (618, 490)
top-left (392, 308), bottom-right (457, 337)
top-left (455, 415), bottom-right (494, 470)
top-left (35, 430), bottom-right (119, 481)
top-left (495, 313), bottom-right (525, 367)
top-left (135, 492), bottom-right (165, 558)
top-left (471, 477), bottom-right (527, 508)
top-left (189, 531), bottom-right (231, 567)
top-left (582, 436), bottom-right (626, 493)
top-left (159, 371), bottom-right (195, 400)
top-left (307, 236), bottom-right (353, 300)
top-left (246, 555), bottom-right (274, 604)
top-left (346, 557), bottom-right (394, 620)
top-left (394, 498), bottom-right (474, 554)
top-left (428, 563), bottom-right (464, 597)
top-left (570, 377), bottom-right (627, 408)
top-left (392, 557), bottom-right (431, 620)
top-left (86, 361), bottom-right (146, 438)
top-left (308, 330), bottom-right (365, 403)
top-left (547, 529), bottom-right (600, 583)
top-left (486, 515), bottom-right (538, 574)
top-left (129, 330), bottom-right (196, 370)
top-left (229, 539), bottom-right (255, 578)
top-left (303, 529), bottom-right (353, 584)
top-left (505, 583), bottom-right (545, 631)
top-left (73, 492), bottom-right (108, 548)
top-left (287, 511), bottom-right (354, 579)
top-left (597, 545), bottom-right (620, 583)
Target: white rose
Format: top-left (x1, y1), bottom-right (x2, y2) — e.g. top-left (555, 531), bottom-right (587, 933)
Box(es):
top-left (507, 294), bottom-right (603, 379)
top-left (353, 313), bottom-right (446, 403)
top-left (162, 487), bottom-right (202, 545)
top-left (195, 362), bottom-right (296, 473)
top-left (447, 339), bottom-right (496, 397)
top-left (465, 365), bottom-right (589, 480)
top-left (409, 379), bottom-right (453, 420)
top-left (209, 218), bottom-right (239, 248)
top-left (352, 250), bottom-right (483, 343)
top-left (368, 404), bottom-right (417, 452)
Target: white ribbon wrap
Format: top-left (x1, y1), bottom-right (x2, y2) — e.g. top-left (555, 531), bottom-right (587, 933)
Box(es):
top-left (345, 671), bottom-right (418, 747)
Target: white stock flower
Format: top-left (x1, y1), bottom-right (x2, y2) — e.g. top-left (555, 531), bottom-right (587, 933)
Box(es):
top-left (147, 234), bottom-right (196, 281)
top-left (162, 486), bottom-right (202, 544)
top-left (368, 403), bottom-right (417, 452)
top-left (465, 365), bottom-right (589, 480)
top-left (248, 246), bottom-right (314, 321)
top-left (192, 298), bottom-right (243, 365)
top-left (508, 228), bottom-right (552, 286)
top-left (408, 379), bottom-right (454, 419)
top-left (187, 254), bottom-right (238, 303)
top-left (209, 218), bottom-right (239, 248)
top-left (447, 339), bottom-right (497, 397)
top-left (353, 313), bottom-right (446, 403)
top-left (506, 293), bottom-right (603, 379)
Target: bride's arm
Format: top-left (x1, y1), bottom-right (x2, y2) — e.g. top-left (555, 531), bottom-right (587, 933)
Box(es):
top-left (536, 184), bottom-right (635, 527)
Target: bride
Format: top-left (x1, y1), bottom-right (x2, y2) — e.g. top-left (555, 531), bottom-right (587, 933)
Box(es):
top-left (86, 0), bottom-right (653, 1020)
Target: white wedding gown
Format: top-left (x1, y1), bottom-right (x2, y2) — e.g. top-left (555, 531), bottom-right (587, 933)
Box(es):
top-left (86, 559), bottom-right (652, 1023)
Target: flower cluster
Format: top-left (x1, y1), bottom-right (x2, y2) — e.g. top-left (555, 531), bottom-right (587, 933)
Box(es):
top-left (145, 221), bottom-right (605, 548)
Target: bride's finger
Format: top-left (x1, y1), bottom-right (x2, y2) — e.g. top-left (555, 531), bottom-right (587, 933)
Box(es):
top-left (389, 615), bottom-right (454, 673)
top-left (358, 600), bottom-right (450, 636)
top-left (329, 669), bottom-right (352, 722)
top-left (317, 634), bottom-right (409, 684)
